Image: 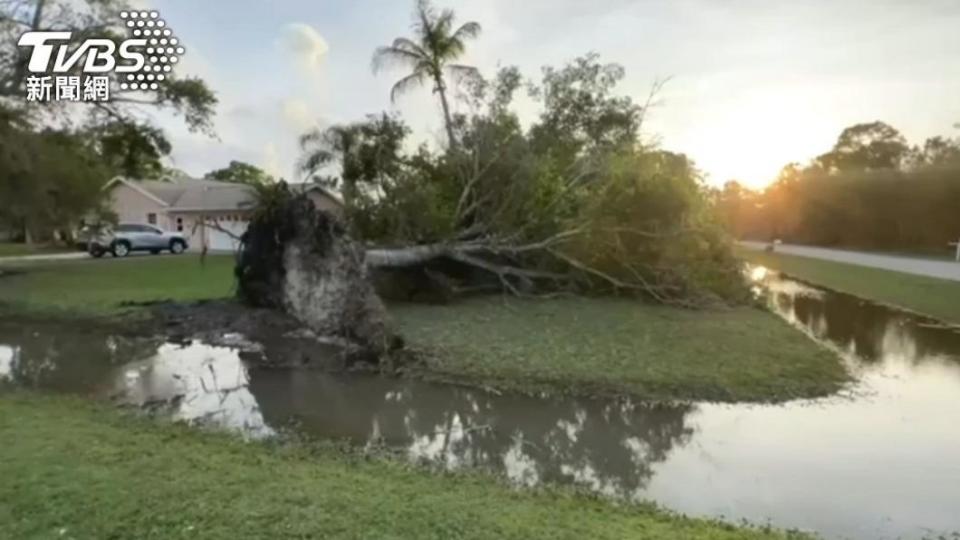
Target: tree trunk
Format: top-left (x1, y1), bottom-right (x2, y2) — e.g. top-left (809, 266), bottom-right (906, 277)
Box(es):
top-left (434, 75), bottom-right (457, 151)
top-left (23, 220), bottom-right (33, 246)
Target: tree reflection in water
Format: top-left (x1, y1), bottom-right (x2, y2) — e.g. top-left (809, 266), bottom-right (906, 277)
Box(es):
top-left (249, 371), bottom-right (696, 498)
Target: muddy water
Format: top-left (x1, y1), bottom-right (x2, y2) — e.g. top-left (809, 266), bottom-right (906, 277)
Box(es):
top-left (2, 271), bottom-right (960, 539)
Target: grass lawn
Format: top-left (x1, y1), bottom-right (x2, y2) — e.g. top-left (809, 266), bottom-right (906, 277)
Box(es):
top-left (0, 255), bottom-right (235, 315)
top-left (393, 296), bottom-right (848, 403)
top-left (0, 242), bottom-right (72, 257)
top-left (739, 248), bottom-right (960, 325)
top-left (0, 392), bottom-right (808, 540)
top-left (1, 255), bottom-right (847, 402)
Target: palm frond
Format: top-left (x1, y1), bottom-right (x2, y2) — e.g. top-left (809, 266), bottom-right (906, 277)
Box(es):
top-left (451, 21), bottom-right (481, 41)
top-left (298, 149), bottom-right (334, 175)
top-left (445, 63), bottom-right (480, 82)
top-left (391, 37), bottom-right (430, 58)
top-left (390, 71), bottom-right (428, 103)
top-left (434, 9), bottom-right (456, 36)
top-left (298, 128), bottom-right (324, 149)
top-left (372, 45), bottom-right (425, 73)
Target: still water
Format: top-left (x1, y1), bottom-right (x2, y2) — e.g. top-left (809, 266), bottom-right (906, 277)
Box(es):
top-left (2, 271), bottom-right (959, 539)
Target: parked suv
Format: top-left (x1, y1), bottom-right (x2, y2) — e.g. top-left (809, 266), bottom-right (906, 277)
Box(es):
top-left (86, 223), bottom-right (189, 257)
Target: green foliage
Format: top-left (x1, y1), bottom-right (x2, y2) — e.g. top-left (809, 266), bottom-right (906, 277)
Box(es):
top-left (814, 121), bottom-right (910, 172)
top-left (89, 121), bottom-right (172, 179)
top-left (307, 47), bottom-right (746, 303)
top-left (0, 123), bottom-right (111, 242)
top-left (564, 150), bottom-right (747, 302)
top-left (723, 122), bottom-right (960, 251)
top-left (529, 53), bottom-right (642, 161)
top-left (206, 160), bottom-right (274, 186)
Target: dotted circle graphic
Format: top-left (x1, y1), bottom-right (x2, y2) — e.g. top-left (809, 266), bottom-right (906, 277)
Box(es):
top-left (119, 11), bottom-right (184, 92)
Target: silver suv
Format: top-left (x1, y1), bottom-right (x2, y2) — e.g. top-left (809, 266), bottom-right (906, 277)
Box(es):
top-left (88, 223), bottom-right (189, 257)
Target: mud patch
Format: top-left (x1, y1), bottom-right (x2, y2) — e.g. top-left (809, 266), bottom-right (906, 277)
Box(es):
top-left (143, 300), bottom-right (384, 372)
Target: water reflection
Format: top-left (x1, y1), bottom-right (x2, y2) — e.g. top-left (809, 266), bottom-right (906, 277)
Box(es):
top-left (114, 342), bottom-right (273, 439)
top-left (2, 271), bottom-right (960, 539)
top-left (248, 371), bottom-right (694, 499)
top-left (761, 269), bottom-right (960, 367)
top-left (0, 344), bottom-right (15, 382)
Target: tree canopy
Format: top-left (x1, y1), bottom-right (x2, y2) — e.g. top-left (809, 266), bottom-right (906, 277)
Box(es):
top-left (206, 161), bottom-right (274, 186)
top-left (301, 46), bottom-right (745, 305)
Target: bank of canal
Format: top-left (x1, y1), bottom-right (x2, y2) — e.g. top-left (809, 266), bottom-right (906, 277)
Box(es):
top-left (2, 270), bottom-right (959, 539)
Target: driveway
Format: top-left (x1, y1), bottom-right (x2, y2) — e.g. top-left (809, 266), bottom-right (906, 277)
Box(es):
top-left (740, 241), bottom-right (960, 282)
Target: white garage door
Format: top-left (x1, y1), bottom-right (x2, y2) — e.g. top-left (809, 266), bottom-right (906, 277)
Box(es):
top-left (207, 219), bottom-right (249, 252)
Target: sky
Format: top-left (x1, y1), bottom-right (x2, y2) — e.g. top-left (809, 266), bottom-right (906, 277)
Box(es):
top-left (141, 0), bottom-right (960, 189)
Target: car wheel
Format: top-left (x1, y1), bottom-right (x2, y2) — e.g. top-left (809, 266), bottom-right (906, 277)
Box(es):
top-left (112, 241), bottom-right (131, 257)
top-left (89, 248), bottom-right (104, 258)
top-left (170, 240), bottom-right (186, 254)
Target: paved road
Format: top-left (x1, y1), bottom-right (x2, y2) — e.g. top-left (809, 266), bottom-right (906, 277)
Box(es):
top-left (740, 241), bottom-right (960, 282)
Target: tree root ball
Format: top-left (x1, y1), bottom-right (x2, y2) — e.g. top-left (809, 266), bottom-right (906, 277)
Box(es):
top-left (235, 186), bottom-right (397, 363)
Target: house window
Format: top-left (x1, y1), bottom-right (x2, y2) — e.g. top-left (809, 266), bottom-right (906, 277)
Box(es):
top-left (176, 217), bottom-right (183, 232)
top-left (147, 213), bottom-right (157, 225)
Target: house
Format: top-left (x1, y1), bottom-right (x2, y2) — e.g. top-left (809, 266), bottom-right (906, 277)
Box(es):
top-left (102, 176), bottom-right (343, 251)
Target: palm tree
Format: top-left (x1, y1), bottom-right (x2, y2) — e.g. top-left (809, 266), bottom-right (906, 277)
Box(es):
top-left (372, 0), bottom-right (480, 150)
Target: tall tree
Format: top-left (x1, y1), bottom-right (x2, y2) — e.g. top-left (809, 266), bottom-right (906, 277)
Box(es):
top-left (206, 161), bottom-right (274, 186)
top-left (914, 136), bottom-right (960, 167)
top-left (814, 121), bottom-right (910, 172)
top-left (372, 0), bottom-right (480, 150)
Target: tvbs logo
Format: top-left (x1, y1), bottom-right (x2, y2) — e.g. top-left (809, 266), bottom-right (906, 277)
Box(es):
top-left (19, 32), bottom-right (148, 74)
top-left (18, 10), bottom-right (183, 102)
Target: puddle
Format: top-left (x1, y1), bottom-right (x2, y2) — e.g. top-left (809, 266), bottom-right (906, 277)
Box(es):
top-left (2, 271), bottom-right (960, 539)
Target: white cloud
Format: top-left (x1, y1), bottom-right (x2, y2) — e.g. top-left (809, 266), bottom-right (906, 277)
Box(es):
top-left (281, 23), bottom-right (329, 76)
top-left (261, 143), bottom-right (284, 179)
top-left (281, 98), bottom-right (317, 133)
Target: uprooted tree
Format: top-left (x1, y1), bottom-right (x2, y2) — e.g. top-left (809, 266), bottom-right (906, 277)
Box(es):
top-left (293, 51), bottom-right (748, 308)
top-left (233, 4), bottom-right (748, 359)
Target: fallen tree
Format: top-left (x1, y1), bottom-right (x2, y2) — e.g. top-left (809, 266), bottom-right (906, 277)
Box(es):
top-left (293, 55), bottom-right (749, 308)
top-left (235, 54), bottom-right (750, 348)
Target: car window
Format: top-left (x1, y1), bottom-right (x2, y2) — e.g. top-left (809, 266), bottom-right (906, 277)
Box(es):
top-left (142, 225), bottom-right (162, 234)
top-left (116, 224), bottom-right (135, 233)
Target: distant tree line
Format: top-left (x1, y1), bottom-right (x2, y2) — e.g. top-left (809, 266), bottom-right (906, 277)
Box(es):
top-left (714, 121), bottom-right (960, 252)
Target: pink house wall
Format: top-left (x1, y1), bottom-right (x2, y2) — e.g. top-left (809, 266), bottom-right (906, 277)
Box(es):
top-left (109, 184), bottom-right (172, 230)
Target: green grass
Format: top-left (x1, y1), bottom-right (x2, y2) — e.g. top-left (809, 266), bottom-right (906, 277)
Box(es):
top-left (739, 248), bottom-right (960, 324)
top-left (0, 256), bottom-right (847, 402)
top-left (393, 296), bottom-right (848, 403)
top-left (0, 242), bottom-right (72, 257)
top-left (0, 392), bottom-right (808, 540)
top-left (0, 255), bottom-right (235, 314)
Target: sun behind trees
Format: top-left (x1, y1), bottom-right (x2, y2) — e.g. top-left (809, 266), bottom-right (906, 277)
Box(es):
top-left (295, 0), bottom-right (746, 306)
top-left (718, 121), bottom-right (960, 251)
